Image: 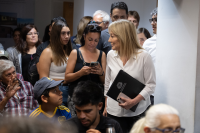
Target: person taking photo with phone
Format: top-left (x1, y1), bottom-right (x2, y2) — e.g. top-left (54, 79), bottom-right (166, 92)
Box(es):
top-left (65, 22), bottom-right (106, 116)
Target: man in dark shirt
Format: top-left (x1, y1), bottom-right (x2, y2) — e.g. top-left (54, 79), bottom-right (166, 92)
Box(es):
top-left (96, 1), bottom-right (128, 55)
top-left (66, 81), bottom-right (123, 133)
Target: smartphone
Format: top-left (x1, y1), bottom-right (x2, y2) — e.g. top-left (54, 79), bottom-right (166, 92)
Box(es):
top-left (117, 92), bottom-right (131, 103)
top-left (90, 61), bottom-right (99, 67)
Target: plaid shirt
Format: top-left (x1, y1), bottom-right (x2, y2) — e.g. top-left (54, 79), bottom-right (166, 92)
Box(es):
top-left (0, 73), bottom-right (38, 117)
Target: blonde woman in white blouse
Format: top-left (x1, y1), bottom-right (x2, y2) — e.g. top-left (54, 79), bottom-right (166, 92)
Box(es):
top-left (103, 19), bottom-right (156, 133)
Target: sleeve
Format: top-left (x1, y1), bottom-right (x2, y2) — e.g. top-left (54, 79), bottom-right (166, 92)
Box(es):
top-left (66, 111), bottom-right (72, 119)
top-left (104, 52), bottom-right (111, 96)
top-left (139, 54), bottom-right (156, 100)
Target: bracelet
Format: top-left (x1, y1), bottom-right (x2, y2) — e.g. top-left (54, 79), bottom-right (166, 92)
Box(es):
top-left (100, 71), bottom-right (104, 76)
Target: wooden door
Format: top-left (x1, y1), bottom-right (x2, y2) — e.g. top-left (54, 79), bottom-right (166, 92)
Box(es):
top-left (63, 2), bottom-right (74, 36)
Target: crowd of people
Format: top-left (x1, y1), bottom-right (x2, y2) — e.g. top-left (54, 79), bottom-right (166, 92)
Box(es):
top-left (0, 1), bottom-right (185, 133)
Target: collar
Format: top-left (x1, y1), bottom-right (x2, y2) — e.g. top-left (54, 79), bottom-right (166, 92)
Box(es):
top-left (39, 105), bottom-right (57, 118)
top-left (113, 50), bottom-right (137, 59)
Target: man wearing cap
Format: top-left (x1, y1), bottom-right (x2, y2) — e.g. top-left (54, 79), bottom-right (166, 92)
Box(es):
top-left (0, 60), bottom-right (38, 117)
top-left (29, 77), bottom-right (71, 124)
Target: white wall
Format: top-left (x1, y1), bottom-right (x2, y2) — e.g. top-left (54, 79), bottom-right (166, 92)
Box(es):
top-left (73, 0), bottom-right (157, 35)
top-left (155, 0), bottom-right (200, 132)
top-left (73, 0), bottom-right (85, 36)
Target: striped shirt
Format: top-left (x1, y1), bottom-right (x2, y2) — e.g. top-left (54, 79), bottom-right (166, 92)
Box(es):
top-left (0, 73), bottom-right (38, 117)
top-left (29, 105), bottom-right (71, 124)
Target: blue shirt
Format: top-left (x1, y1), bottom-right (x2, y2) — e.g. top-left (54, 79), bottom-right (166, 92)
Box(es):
top-left (29, 105), bottom-right (71, 124)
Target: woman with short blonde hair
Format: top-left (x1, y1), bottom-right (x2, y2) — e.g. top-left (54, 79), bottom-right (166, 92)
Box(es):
top-left (104, 19), bottom-right (156, 133)
top-left (130, 104), bottom-right (185, 133)
top-left (108, 19), bottom-right (142, 59)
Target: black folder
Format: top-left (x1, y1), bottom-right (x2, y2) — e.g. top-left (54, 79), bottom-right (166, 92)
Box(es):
top-left (106, 70), bottom-right (145, 112)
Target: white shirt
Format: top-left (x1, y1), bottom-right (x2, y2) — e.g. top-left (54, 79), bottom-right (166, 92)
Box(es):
top-left (143, 34), bottom-right (157, 67)
top-left (105, 49), bottom-right (156, 117)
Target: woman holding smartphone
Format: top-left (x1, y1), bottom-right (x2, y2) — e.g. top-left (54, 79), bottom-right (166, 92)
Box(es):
top-left (65, 22), bottom-right (106, 115)
top-left (104, 20), bottom-right (156, 133)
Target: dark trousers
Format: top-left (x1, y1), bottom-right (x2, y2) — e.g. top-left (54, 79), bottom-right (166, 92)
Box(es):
top-left (107, 111), bottom-right (146, 133)
top-left (150, 95), bottom-right (154, 105)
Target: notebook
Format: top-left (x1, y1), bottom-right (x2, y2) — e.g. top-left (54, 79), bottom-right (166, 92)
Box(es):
top-left (106, 70), bottom-right (145, 112)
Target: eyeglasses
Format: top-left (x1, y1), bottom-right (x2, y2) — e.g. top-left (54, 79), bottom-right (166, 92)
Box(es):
top-left (94, 21), bottom-right (105, 25)
top-left (87, 24), bottom-right (102, 32)
top-left (27, 32), bottom-right (39, 36)
top-left (149, 18), bottom-right (157, 23)
top-left (152, 127), bottom-right (185, 133)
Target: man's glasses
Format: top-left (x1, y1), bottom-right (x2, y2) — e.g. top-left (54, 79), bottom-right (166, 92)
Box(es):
top-left (149, 18), bottom-right (157, 23)
top-left (152, 127), bottom-right (185, 133)
top-left (94, 21), bottom-right (105, 25)
top-left (87, 24), bottom-right (102, 32)
top-left (27, 32), bottom-right (39, 36)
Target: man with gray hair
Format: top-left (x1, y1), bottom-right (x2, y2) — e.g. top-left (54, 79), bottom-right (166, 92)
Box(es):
top-left (0, 60), bottom-right (38, 117)
top-left (93, 10), bottom-right (110, 31)
top-left (143, 8), bottom-right (158, 105)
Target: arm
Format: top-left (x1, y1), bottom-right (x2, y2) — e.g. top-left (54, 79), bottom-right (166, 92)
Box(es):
top-left (91, 52), bottom-right (106, 84)
top-left (65, 49), bottom-right (91, 83)
top-left (99, 52), bottom-right (106, 84)
top-left (103, 54), bottom-right (111, 116)
top-left (38, 48), bottom-right (52, 79)
top-left (119, 54), bottom-right (156, 110)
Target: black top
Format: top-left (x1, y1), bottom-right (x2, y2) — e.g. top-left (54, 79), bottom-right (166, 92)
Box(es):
top-left (35, 40), bottom-right (50, 64)
top-left (65, 114), bottom-right (123, 133)
top-left (68, 49), bottom-right (102, 97)
top-left (22, 53), bottom-right (35, 81)
top-left (35, 40), bottom-right (77, 64)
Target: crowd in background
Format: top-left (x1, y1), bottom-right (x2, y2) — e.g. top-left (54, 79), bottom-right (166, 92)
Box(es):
top-left (0, 1), bottom-right (185, 133)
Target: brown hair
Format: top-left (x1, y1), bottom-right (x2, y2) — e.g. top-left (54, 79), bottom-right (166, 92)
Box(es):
top-left (17, 24), bottom-right (42, 54)
top-left (50, 20), bottom-right (72, 66)
top-left (137, 28), bottom-right (151, 39)
top-left (75, 16), bottom-right (93, 44)
top-left (108, 19), bottom-right (143, 59)
top-left (128, 11), bottom-right (140, 23)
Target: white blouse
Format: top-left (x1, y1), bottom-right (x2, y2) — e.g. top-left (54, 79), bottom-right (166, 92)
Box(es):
top-left (104, 49), bottom-right (156, 117)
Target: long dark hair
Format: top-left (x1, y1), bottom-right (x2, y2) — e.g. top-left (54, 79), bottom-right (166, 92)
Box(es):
top-left (17, 24), bottom-right (42, 54)
top-left (80, 22), bottom-right (102, 46)
top-left (50, 20), bottom-right (72, 66)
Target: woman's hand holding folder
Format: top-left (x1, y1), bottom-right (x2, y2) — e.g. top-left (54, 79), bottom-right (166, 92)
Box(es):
top-left (119, 94), bottom-right (144, 110)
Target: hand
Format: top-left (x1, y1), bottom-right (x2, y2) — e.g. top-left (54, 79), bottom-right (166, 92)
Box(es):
top-left (5, 77), bottom-right (21, 99)
top-left (103, 107), bottom-right (107, 117)
top-left (118, 97), bottom-right (138, 110)
top-left (91, 63), bottom-right (103, 75)
top-left (86, 129), bottom-right (101, 133)
top-left (80, 66), bottom-right (91, 76)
